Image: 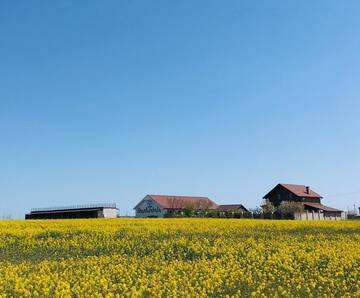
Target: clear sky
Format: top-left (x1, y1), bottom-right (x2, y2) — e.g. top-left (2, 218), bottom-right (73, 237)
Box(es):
top-left (1, 1), bottom-right (360, 218)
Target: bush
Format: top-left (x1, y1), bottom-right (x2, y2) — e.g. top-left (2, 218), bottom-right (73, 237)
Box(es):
top-left (278, 201), bottom-right (304, 214)
top-left (261, 201), bottom-right (276, 213)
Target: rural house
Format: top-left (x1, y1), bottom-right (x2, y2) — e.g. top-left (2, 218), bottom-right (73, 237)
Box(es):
top-left (263, 183), bottom-right (344, 220)
top-left (134, 195), bottom-right (219, 218)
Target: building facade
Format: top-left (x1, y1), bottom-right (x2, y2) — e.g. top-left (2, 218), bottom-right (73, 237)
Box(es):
top-left (25, 203), bottom-right (118, 220)
top-left (134, 195), bottom-right (219, 218)
top-left (263, 183), bottom-right (344, 219)
top-left (217, 204), bottom-right (248, 217)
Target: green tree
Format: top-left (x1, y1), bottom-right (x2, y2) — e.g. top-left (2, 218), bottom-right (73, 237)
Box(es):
top-left (278, 201), bottom-right (304, 214)
top-left (261, 201), bottom-right (276, 213)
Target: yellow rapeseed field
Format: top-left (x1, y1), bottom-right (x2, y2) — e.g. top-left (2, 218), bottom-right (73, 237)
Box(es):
top-left (0, 219), bottom-right (359, 297)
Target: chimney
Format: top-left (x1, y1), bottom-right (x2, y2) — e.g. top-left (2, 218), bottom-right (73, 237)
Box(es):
top-left (306, 186), bottom-right (310, 194)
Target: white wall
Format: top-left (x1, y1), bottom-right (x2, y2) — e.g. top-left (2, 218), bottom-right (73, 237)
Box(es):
top-left (134, 196), bottom-right (167, 218)
top-left (98, 208), bottom-right (118, 218)
top-left (294, 211), bottom-right (345, 220)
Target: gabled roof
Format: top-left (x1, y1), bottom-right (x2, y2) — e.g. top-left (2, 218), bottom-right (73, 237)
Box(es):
top-left (217, 204), bottom-right (248, 212)
top-left (303, 202), bottom-right (342, 212)
top-left (146, 195), bottom-right (218, 210)
top-left (264, 183), bottom-right (323, 199)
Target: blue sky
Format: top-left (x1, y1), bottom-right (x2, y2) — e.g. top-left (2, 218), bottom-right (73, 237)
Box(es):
top-left (1, 1), bottom-right (360, 218)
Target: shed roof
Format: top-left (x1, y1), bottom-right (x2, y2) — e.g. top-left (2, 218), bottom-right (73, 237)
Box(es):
top-left (303, 202), bottom-right (342, 212)
top-left (30, 203), bottom-right (117, 213)
top-left (147, 195), bottom-right (218, 210)
top-left (217, 204), bottom-right (248, 212)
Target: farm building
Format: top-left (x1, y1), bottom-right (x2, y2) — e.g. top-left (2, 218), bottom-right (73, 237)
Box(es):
top-left (134, 195), bottom-right (219, 218)
top-left (263, 183), bottom-right (344, 219)
top-left (217, 204), bottom-right (248, 216)
top-left (134, 195), bottom-right (248, 218)
top-left (25, 203), bottom-right (118, 220)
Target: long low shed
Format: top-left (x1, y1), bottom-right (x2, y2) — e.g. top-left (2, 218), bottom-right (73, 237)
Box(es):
top-left (25, 204), bottom-right (118, 219)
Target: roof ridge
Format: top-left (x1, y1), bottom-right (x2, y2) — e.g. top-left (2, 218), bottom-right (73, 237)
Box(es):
top-left (149, 194), bottom-right (210, 199)
top-left (147, 194), bottom-right (218, 210)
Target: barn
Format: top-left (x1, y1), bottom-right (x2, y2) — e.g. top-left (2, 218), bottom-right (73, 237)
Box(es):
top-left (134, 195), bottom-right (218, 218)
top-left (25, 203), bottom-right (118, 219)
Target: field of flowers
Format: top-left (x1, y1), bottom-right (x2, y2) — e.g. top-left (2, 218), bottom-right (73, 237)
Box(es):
top-left (0, 219), bottom-right (359, 297)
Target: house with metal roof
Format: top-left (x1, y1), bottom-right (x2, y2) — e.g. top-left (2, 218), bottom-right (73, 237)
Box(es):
top-left (263, 183), bottom-right (344, 219)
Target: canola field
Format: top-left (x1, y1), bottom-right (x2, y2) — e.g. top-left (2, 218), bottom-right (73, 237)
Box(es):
top-left (0, 219), bottom-right (359, 297)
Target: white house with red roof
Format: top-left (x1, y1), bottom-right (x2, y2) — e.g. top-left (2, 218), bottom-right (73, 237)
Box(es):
top-left (134, 195), bottom-right (219, 218)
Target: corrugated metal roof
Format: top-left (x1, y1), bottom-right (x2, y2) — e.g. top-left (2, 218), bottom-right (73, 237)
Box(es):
top-left (31, 203), bottom-right (117, 213)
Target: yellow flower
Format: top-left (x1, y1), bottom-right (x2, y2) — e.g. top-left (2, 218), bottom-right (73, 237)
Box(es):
top-left (0, 219), bottom-right (359, 297)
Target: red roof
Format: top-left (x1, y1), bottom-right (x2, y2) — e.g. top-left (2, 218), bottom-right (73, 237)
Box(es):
top-left (217, 204), bottom-right (248, 212)
top-left (148, 195), bottom-right (218, 210)
top-left (303, 202), bottom-right (342, 212)
top-left (280, 183), bottom-right (323, 198)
